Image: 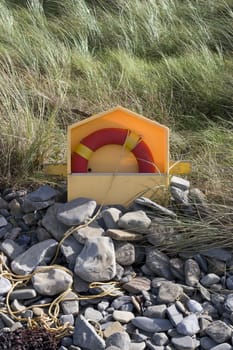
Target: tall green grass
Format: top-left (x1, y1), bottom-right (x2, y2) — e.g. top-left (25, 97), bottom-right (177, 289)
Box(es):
top-left (0, 0), bottom-right (232, 198)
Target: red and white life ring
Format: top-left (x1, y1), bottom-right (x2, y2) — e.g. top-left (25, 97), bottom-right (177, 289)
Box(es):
top-left (71, 128), bottom-right (156, 173)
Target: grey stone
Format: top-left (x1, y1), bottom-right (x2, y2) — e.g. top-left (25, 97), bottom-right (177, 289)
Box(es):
top-left (73, 275), bottom-right (90, 293)
top-left (72, 222), bottom-right (104, 244)
top-left (74, 237), bottom-right (116, 282)
top-left (102, 208), bottom-right (122, 229)
top-left (42, 204), bottom-right (69, 241)
top-left (198, 284), bottom-right (211, 301)
top-left (36, 227), bottom-right (52, 241)
top-left (176, 314), bottom-right (200, 336)
top-left (211, 345), bottom-right (233, 350)
top-left (129, 343), bottom-right (146, 350)
top-left (112, 310), bottom-right (134, 323)
top-left (60, 314), bottom-right (74, 326)
top-left (167, 304), bottom-right (183, 326)
top-left (200, 273), bottom-right (221, 287)
top-left (207, 257), bottom-right (226, 276)
top-left (32, 268), bottom-right (73, 296)
top-left (158, 282), bottom-right (183, 304)
top-left (186, 299), bottom-right (203, 313)
top-left (111, 296), bottom-right (132, 310)
top-left (106, 332), bottom-right (131, 350)
top-left (135, 197), bottom-right (177, 218)
top-left (169, 258), bottom-right (185, 281)
top-left (146, 248), bottom-right (173, 280)
top-left (0, 239), bottom-right (24, 260)
top-left (132, 317), bottom-right (172, 332)
top-left (26, 185), bottom-right (59, 202)
top-left (118, 210), bottom-right (151, 231)
top-left (0, 216), bottom-right (8, 227)
top-left (184, 259), bottom-right (200, 286)
top-left (11, 239), bottom-right (58, 275)
top-left (61, 292), bottom-right (79, 315)
top-left (57, 197), bottom-right (97, 226)
top-left (170, 187), bottom-right (190, 205)
top-left (147, 225), bottom-right (175, 246)
top-left (115, 242), bottom-right (135, 266)
top-left (0, 197), bottom-right (9, 209)
top-left (201, 248), bottom-right (232, 262)
top-left (170, 176), bottom-right (190, 191)
top-left (226, 276), bottom-right (233, 290)
top-left (224, 294), bottom-right (233, 313)
top-left (152, 332), bottom-right (168, 346)
top-left (22, 198), bottom-right (53, 213)
top-left (200, 336), bottom-right (217, 350)
top-left (143, 305), bottom-right (167, 318)
top-left (0, 277), bottom-right (12, 295)
top-left (171, 335), bottom-right (199, 350)
top-left (9, 199), bottom-right (23, 218)
top-left (106, 228), bottom-right (144, 241)
top-left (84, 307), bottom-right (103, 322)
top-left (73, 315), bottom-right (105, 349)
top-left (123, 277), bottom-right (151, 294)
top-left (10, 288), bottom-right (37, 300)
top-left (205, 320), bottom-right (232, 343)
top-left (0, 312), bottom-right (16, 327)
top-left (60, 236), bottom-right (83, 269)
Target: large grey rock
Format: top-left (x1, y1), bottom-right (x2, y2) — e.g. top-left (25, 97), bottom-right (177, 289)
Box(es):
top-left (158, 282), bottom-right (183, 304)
top-left (26, 185), bottom-right (59, 202)
top-left (171, 335), bottom-right (199, 350)
top-left (57, 197), bottom-right (97, 226)
top-left (123, 276), bottom-right (151, 294)
top-left (201, 248), bottom-right (232, 262)
top-left (60, 236), bottom-right (83, 269)
top-left (0, 239), bottom-right (24, 260)
top-left (132, 317), bottom-right (172, 333)
top-left (32, 268), bottom-right (73, 296)
top-left (205, 320), bottom-right (232, 344)
top-left (115, 242), bottom-right (135, 266)
top-left (22, 198), bottom-right (53, 213)
top-left (118, 210), bottom-right (151, 231)
top-left (200, 273), bottom-right (221, 287)
top-left (0, 216), bottom-right (8, 227)
top-left (42, 204), bottom-right (69, 241)
top-left (72, 222), bottom-right (104, 244)
top-left (143, 305), bottom-right (167, 318)
top-left (74, 237), bottom-right (116, 282)
top-left (184, 259), bottom-right (200, 286)
top-left (11, 239), bottom-right (58, 275)
top-left (73, 315), bottom-right (105, 349)
top-left (146, 248), bottom-right (173, 280)
top-left (170, 176), bottom-right (190, 191)
top-left (135, 197), bottom-right (177, 218)
top-left (200, 336), bottom-right (217, 350)
top-left (102, 208), bottom-right (122, 229)
top-left (167, 304), bottom-right (183, 326)
top-left (176, 314), bottom-right (200, 336)
top-left (147, 224), bottom-right (175, 246)
top-left (0, 277), bottom-right (12, 295)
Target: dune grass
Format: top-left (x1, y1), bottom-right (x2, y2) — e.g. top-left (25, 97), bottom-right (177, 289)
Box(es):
top-left (0, 0), bottom-right (232, 200)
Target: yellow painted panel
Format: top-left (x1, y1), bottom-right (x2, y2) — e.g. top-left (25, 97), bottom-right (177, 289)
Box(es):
top-left (43, 164), bottom-right (67, 176)
top-left (169, 161), bottom-right (191, 175)
top-left (68, 174), bottom-right (169, 206)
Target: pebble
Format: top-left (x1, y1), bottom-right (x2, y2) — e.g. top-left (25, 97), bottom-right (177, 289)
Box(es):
top-left (112, 310), bottom-right (135, 323)
top-left (171, 335), bottom-right (199, 350)
top-left (123, 276), bottom-right (151, 294)
top-left (106, 332), bottom-right (131, 350)
top-left (184, 259), bottom-right (200, 286)
top-left (158, 282), bottom-right (183, 304)
top-left (118, 210), bottom-right (151, 231)
top-left (205, 320), bottom-right (232, 343)
top-left (73, 315), bottom-right (105, 349)
top-left (176, 314), bottom-right (200, 336)
top-left (146, 248), bottom-right (173, 280)
top-left (102, 208), bottom-right (122, 229)
top-left (132, 317), bottom-right (173, 333)
top-left (0, 277), bottom-right (12, 295)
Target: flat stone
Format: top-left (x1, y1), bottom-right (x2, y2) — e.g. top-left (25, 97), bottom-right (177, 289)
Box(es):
top-left (170, 187), bottom-right (190, 205)
top-left (171, 335), bottom-right (199, 350)
top-left (57, 197), bottom-right (97, 226)
top-left (184, 259), bottom-right (200, 286)
top-left (135, 197), bottom-right (177, 218)
top-left (205, 320), bottom-right (232, 344)
top-left (167, 304), bottom-right (183, 326)
top-left (123, 277), bottom-right (151, 294)
top-left (103, 322), bottom-right (125, 338)
top-left (0, 216), bottom-right (8, 227)
top-left (84, 307), bottom-right (103, 322)
top-left (0, 277), bottom-right (12, 295)
top-left (106, 229), bottom-right (144, 241)
top-left (60, 314), bottom-right (74, 326)
top-left (60, 236), bottom-right (83, 269)
top-left (73, 315), bottom-right (105, 349)
top-left (11, 239), bottom-right (58, 275)
top-left (74, 237), bottom-right (116, 282)
top-left (22, 198), bottom-right (53, 213)
top-left (129, 343), bottom-right (146, 350)
top-left (106, 332), bottom-right (131, 350)
top-left (115, 242), bottom-right (135, 266)
top-left (170, 176), bottom-right (190, 191)
top-left (200, 336), bottom-right (217, 350)
top-left (32, 268), bottom-right (73, 296)
top-left (118, 210), bottom-right (151, 231)
top-left (187, 299), bottom-right (203, 313)
top-left (132, 317), bottom-right (172, 333)
top-left (143, 305), bottom-right (167, 318)
top-left (176, 314), bottom-right (200, 336)
top-left (0, 239), bottom-right (24, 260)
top-left (72, 222), bottom-right (104, 244)
top-left (102, 208), bottom-right (122, 229)
top-left (61, 292), bottom-right (79, 315)
top-left (112, 310), bottom-right (135, 323)
top-left (26, 185), bottom-right (59, 202)
top-left (42, 204), bottom-right (69, 241)
top-left (200, 273), bottom-right (221, 287)
top-left (146, 248), bottom-right (173, 280)
top-left (158, 282), bottom-right (183, 303)
top-left (10, 288), bottom-right (37, 300)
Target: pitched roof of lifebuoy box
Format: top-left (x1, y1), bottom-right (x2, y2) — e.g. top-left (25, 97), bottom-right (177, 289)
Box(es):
top-left (68, 106), bottom-right (169, 174)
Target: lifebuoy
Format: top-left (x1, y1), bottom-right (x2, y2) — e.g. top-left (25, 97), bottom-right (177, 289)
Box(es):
top-left (71, 128), bottom-right (156, 173)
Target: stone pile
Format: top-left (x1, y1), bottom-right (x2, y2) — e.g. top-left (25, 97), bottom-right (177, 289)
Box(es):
top-left (0, 177), bottom-right (232, 350)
